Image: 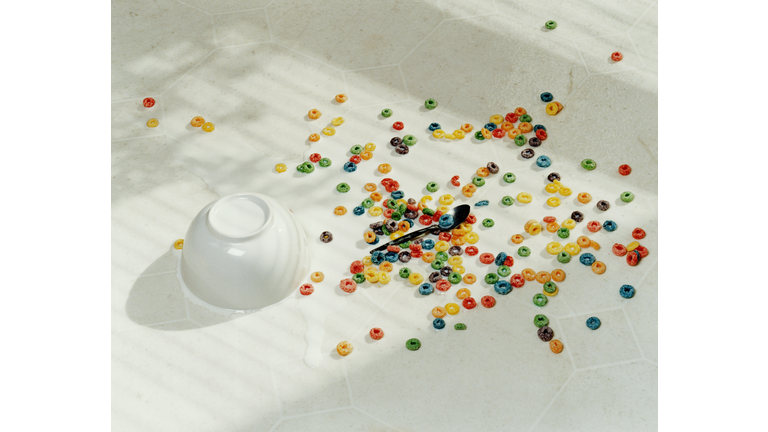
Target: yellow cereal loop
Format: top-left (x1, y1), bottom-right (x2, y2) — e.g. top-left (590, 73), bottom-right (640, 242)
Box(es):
top-left (421, 195), bottom-right (433, 204)
top-left (546, 102), bottom-right (559, 116)
top-left (364, 142), bottom-right (376, 151)
top-left (275, 163), bottom-right (287, 173)
top-left (369, 207), bottom-right (383, 216)
top-left (543, 286), bottom-right (559, 297)
top-left (456, 288), bottom-right (471, 299)
top-left (546, 242), bottom-right (563, 255)
top-left (447, 256), bottom-right (463, 266)
top-left (445, 303), bottom-right (460, 315)
top-left (378, 272), bottom-right (391, 284)
top-left (452, 265), bottom-right (465, 274)
top-left (490, 114), bottom-right (504, 124)
top-left (379, 262), bottom-right (393, 272)
top-left (364, 266), bottom-right (377, 276)
top-left (437, 205), bottom-right (450, 214)
top-left (559, 187), bottom-right (572, 196)
top-left (322, 127), bottom-right (335, 136)
top-left (459, 222), bottom-right (473, 233)
top-left (466, 232), bottom-right (479, 244)
top-left (439, 194), bottom-right (454, 205)
top-left (526, 221), bottom-right (542, 236)
top-left (626, 241), bottom-right (640, 251)
top-left (517, 192), bottom-right (533, 203)
top-left (564, 242), bottom-right (581, 256)
top-left (454, 130), bottom-right (466, 139)
top-left (435, 241), bottom-right (450, 252)
top-left (590, 240), bottom-right (601, 250)
top-left (546, 197), bottom-right (561, 207)
top-left (331, 117), bottom-right (344, 126)
top-left (545, 183), bottom-right (560, 193)
top-left (390, 231), bottom-right (404, 240)
top-left (362, 256), bottom-right (372, 266)
top-left (433, 129), bottom-right (446, 139)
top-left (562, 219), bottom-right (576, 230)
top-left (365, 273), bottom-right (379, 283)
top-left (173, 239), bottom-right (184, 250)
top-left (397, 199), bottom-right (408, 205)
top-left (445, 133), bottom-right (455, 140)
top-left (409, 273), bottom-right (424, 285)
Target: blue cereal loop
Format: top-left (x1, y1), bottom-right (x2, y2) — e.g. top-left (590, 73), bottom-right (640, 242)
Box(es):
top-left (579, 253), bottom-right (596, 265)
top-left (475, 200), bottom-right (489, 207)
top-left (494, 280), bottom-right (512, 295)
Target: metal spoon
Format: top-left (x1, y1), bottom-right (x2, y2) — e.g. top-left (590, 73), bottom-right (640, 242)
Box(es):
top-left (369, 204), bottom-right (471, 254)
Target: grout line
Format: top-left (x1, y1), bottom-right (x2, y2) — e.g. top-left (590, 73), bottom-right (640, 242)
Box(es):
top-left (645, 358), bottom-right (658, 367)
top-left (111, 134), bottom-right (165, 143)
top-left (281, 406), bottom-right (350, 421)
top-left (436, 0), bottom-right (448, 20)
top-left (176, 0), bottom-right (211, 15)
top-left (159, 49), bottom-right (218, 96)
top-left (111, 97), bottom-right (144, 104)
top-left (354, 406), bottom-right (404, 432)
top-left (552, 317), bottom-right (579, 371)
top-left (268, 363), bottom-right (285, 417)
top-left (491, 0), bottom-right (500, 14)
top-left (211, 7), bottom-right (266, 15)
top-left (396, 65), bottom-right (411, 100)
top-left (267, 419), bottom-right (282, 432)
top-left (562, 76), bottom-right (588, 104)
top-left (396, 21), bottom-right (444, 65)
top-left (272, 41), bottom-right (343, 72)
top-left (210, 13), bottom-right (218, 47)
top-left (575, 357), bottom-right (643, 372)
top-left (571, 40), bottom-right (590, 75)
top-left (347, 99), bottom-right (412, 112)
top-left (215, 41), bottom-right (272, 49)
top-left (621, 306), bottom-right (646, 359)
top-left (147, 318), bottom-right (190, 327)
top-left (345, 63), bottom-right (400, 73)
top-left (628, 0), bottom-right (656, 33)
top-left (264, 7), bottom-right (274, 42)
top-left (625, 32), bottom-right (647, 69)
top-left (569, 31), bottom-right (628, 42)
top-left (527, 371), bottom-right (575, 432)
top-left (340, 359), bottom-right (355, 406)
top-left (587, 67), bottom-right (644, 77)
top-left (442, 12), bottom-right (496, 22)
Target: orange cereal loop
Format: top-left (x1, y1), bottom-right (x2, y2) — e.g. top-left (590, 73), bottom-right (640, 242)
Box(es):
top-left (456, 288), bottom-right (471, 299)
top-left (380, 261), bottom-right (393, 272)
top-left (190, 116), bottom-right (205, 127)
top-left (519, 122), bottom-right (533, 133)
top-left (432, 306), bottom-right (447, 318)
top-left (590, 240), bottom-right (601, 250)
top-left (510, 234), bottom-right (524, 244)
top-left (461, 123), bottom-right (474, 132)
top-left (577, 192), bottom-right (592, 204)
top-left (370, 191), bottom-right (383, 201)
top-left (500, 121), bottom-right (514, 131)
top-left (591, 261), bottom-right (606, 274)
top-left (522, 268), bottom-right (536, 281)
top-left (476, 167), bottom-right (490, 177)
top-left (335, 93), bottom-right (348, 103)
top-left (524, 219), bottom-right (537, 232)
top-left (577, 236), bottom-right (591, 248)
top-left (422, 251), bottom-right (436, 263)
top-left (555, 102), bottom-right (563, 112)
top-left (336, 341), bottom-right (353, 356)
top-left (535, 271), bottom-right (551, 284)
top-left (398, 221), bottom-right (410, 233)
top-left (307, 109), bottom-right (321, 119)
top-left (310, 271), bottom-right (325, 282)
top-left (551, 269), bottom-right (566, 282)
top-left (334, 206), bottom-right (347, 215)
top-left (450, 236), bottom-right (466, 246)
top-left (360, 151), bottom-right (373, 160)
top-left (173, 239), bottom-right (184, 250)
top-left (549, 339), bottom-right (564, 354)
top-left (481, 128), bottom-right (493, 139)
top-left (546, 222), bottom-right (559, 233)
top-left (378, 163), bottom-right (392, 174)
top-left (364, 183), bottom-right (377, 192)
top-left (463, 274), bottom-right (476, 284)
top-left (309, 133), bottom-right (321, 142)
top-left (514, 107), bottom-right (527, 116)
top-left (507, 128), bottom-right (522, 139)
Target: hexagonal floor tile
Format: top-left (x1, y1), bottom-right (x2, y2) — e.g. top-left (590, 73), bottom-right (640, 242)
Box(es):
top-left (557, 308), bottom-right (642, 369)
top-left (628, 2), bottom-right (658, 72)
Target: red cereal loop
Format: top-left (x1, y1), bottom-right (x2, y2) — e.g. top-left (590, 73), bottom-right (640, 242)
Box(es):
top-left (504, 256), bottom-right (514, 267)
top-left (462, 297), bottom-right (477, 309)
top-left (611, 51), bottom-right (623, 62)
top-left (632, 228), bottom-right (646, 239)
top-left (536, 129), bottom-right (548, 140)
top-left (481, 295), bottom-right (496, 308)
top-left (309, 153), bottom-right (321, 163)
top-left (381, 178), bottom-right (393, 186)
top-left (626, 250), bottom-right (640, 266)
top-left (619, 164), bottom-right (632, 176)
top-left (419, 214), bottom-right (433, 226)
top-left (409, 243), bottom-right (422, 251)
top-left (350, 155), bottom-right (362, 164)
top-left (451, 175), bottom-right (460, 187)
top-left (432, 210), bottom-right (443, 222)
top-left (587, 221), bottom-right (602, 232)
top-left (350, 260), bottom-right (364, 274)
top-left (340, 279), bottom-right (357, 293)
top-left (143, 97), bottom-right (155, 108)
top-left (407, 203), bottom-right (419, 211)
top-left (635, 245), bottom-right (649, 258)
top-left (387, 245), bottom-right (401, 253)
top-left (543, 216), bottom-right (556, 223)
top-left (479, 253), bottom-right (494, 264)
top-left (300, 283), bottom-right (314, 295)
top-left (492, 128), bottom-right (505, 138)
top-left (465, 214), bottom-right (477, 224)
top-left (369, 327), bottom-right (384, 340)
top-left (411, 250), bottom-right (423, 258)
top-left (505, 113), bottom-right (519, 123)
top-left (465, 246), bottom-right (479, 256)
top-left (393, 121), bottom-right (404, 130)
top-left (384, 208), bottom-right (394, 218)
top-left (439, 231), bottom-right (452, 242)
top-left (385, 181), bottom-right (400, 192)
top-left (435, 280), bottom-right (451, 292)
top-left (510, 274), bottom-right (525, 288)
top-left (612, 243), bottom-right (628, 257)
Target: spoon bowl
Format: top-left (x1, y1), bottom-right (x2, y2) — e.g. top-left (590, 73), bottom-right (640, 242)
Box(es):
top-left (369, 204), bottom-right (471, 254)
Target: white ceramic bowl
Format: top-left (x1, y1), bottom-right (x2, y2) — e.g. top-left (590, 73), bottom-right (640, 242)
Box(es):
top-left (179, 192), bottom-right (310, 311)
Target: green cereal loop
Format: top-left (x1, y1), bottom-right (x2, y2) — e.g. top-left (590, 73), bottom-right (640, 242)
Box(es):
top-left (518, 246), bottom-right (531, 257)
top-left (497, 265), bottom-right (511, 277)
top-left (398, 203), bottom-right (407, 213)
top-left (454, 323), bottom-right (467, 330)
top-left (503, 172), bottom-right (516, 183)
top-left (350, 145), bottom-right (363, 155)
top-left (381, 108), bottom-right (393, 118)
top-left (533, 293), bottom-right (548, 307)
top-left (482, 218), bottom-right (494, 227)
top-left (301, 161), bottom-right (314, 173)
top-left (406, 338), bottom-right (421, 350)
top-left (534, 314), bottom-right (549, 328)
top-left (422, 207), bottom-right (435, 216)
top-left (385, 199), bottom-right (398, 209)
top-left (448, 272), bottom-right (462, 284)
top-left (426, 181), bottom-right (439, 193)
top-left (485, 273), bottom-right (500, 284)
top-left (472, 177), bottom-right (486, 187)
top-left (403, 135), bottom-right (418, 146)
top-left (352, 273), bottom-right (366, 283)
top-left (581, 159), bottom-right (597, 171)
top-left (318, 158), bottom-right (332, 167)
top-left (501, 196), bottom-right (514, 206)
top-left (520, 114), bottom-right (532, 123)
top-left (296, 164), bottom-right (305, 172)
top-left (431, 259), bottom-right (445, 270)
top-left (557, 251), bottom-right (571, 263)
top-left (556, 227), bottom-right (570, 239)
top-left (361, 198), bottom-right (374, 208)
top-left (621, 191), bottom-right (635, 203)
top-left (399, 267), bottom-right (412, 278)
top-left (543, 281), bottom-right (557, 293)
top-left (474, 131), bottom-right (485, 140)
top-left (391, 211), bottom-right (402, 221)
top-left (514, 134), bottom-right (526, 146)
top-left (381, 225), bottom-right (391, 236)
top-left (336, 182), bottom-right (350, 193)
top-left (435, 251), bottom-right (449, 261)
top-left (545, 20), bottom-right (557, 29)
top-left (424, 98), bottom-right (438, 110)
top-left (399, 240), bottom-right (411, 248)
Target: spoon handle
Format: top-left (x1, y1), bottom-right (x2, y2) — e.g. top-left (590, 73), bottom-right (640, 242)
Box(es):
top-left (369, 225), bottom-right (434, 254)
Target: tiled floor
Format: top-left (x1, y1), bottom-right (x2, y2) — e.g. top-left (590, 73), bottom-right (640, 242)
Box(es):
top-left (112, 1), bottom-right (657, 430)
